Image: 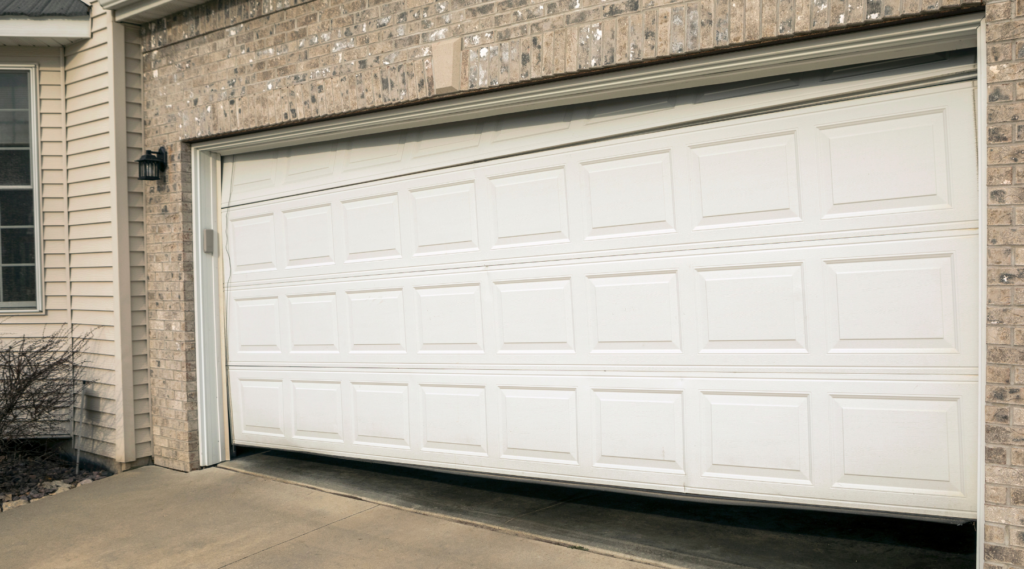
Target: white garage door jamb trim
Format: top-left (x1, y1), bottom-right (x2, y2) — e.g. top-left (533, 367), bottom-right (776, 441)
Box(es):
top-left (974, 19), bottom-right (987, 568)
top-left (190, 14), bottom-right (985, 533)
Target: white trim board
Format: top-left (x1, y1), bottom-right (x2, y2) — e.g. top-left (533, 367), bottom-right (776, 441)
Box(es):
top-left (0, 18), bottom-right (90, 46)
top-left (975, 18), bottom-right (988, 569)
top-left (98, 0), bottom-right (208, 24)
top-left (99, 0), bottom-right (209, 24)
top-left (195, 148), bottom-right (228, 467)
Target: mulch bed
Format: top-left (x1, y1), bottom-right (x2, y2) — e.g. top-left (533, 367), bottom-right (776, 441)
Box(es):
top-left (0, 443), bottom-right (110, 511)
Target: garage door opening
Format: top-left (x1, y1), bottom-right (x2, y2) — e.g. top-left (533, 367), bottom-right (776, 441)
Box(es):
top-left (213, 48), bottom-right (980, 521)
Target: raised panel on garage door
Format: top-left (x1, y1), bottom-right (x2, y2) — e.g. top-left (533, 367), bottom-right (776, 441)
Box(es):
top-left (222, 76), bottom-right (979, 520)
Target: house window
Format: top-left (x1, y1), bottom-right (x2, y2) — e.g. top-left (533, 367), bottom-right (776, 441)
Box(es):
top-left (0, 70), bottom-right (38, 310)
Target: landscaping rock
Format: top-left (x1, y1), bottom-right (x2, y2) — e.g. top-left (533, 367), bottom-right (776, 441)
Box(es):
top-left (0, 445), bottom-right (111, 513)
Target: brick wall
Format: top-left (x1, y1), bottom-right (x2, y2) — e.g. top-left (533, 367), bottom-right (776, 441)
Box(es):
top-left (145, 142), bottom-right (196, 472)
top-left (140, 0), bottom-right (988, 533)
top-left (985, 1), bottom-right (1024, 567)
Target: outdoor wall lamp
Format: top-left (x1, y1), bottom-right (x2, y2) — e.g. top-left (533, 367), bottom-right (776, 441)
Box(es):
top-left (138, 147), bottom-right (167, 181)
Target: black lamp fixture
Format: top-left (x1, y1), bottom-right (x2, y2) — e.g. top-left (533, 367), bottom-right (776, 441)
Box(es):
top-left (138, 147), bottom-right (167, 181)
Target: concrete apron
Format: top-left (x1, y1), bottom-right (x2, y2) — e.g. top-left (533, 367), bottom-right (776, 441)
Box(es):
top-left (222, 449), bottom-right (975, 569)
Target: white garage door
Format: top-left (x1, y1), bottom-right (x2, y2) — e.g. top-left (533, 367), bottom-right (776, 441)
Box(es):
top-left (220, 54), bottom-right (979, 519)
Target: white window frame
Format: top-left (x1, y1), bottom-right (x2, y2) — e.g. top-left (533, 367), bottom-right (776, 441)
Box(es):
top-left (0, 63), bottom-right (44, 314)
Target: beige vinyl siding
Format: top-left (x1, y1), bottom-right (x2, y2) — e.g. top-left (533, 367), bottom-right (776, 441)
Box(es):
top-left (59, 2), bottom-right (149, 465)
top-left (125, 24), bottom-right (150, 460)
top-left (64, 5), bottom-right (119, 461)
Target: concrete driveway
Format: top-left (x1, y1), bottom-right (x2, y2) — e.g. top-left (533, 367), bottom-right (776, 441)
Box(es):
top-left (0, 465), bottom-right (650, 569)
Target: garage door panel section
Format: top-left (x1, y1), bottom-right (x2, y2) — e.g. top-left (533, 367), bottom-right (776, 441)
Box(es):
top-left (581, 150), bottom-right (676, 239)
top-left (235, 378), bottom-right (286, 438)
top-left (410, 182), bottom-right (480, 256)
top-left (587, 271), bottom-right (682, 353)
top-left (233, 297), bottom-right (282, 354)
top-left (222, 85), bottom-right (977, 289)
top-left (292, 381), bottom-right (344, 442)
top-left (346, 288), bottom-right (406, 353)
top-left (698, 391), bottom-right (812, 484)
top-left (282, 205), bottom-right (336, 268)
top-left (224, 235), bottom-right (977, 370)
top-left (824, 254), bottom-right (959, 354)
top-left (689, 132), bottom-right (802, 229)
top-left (817, 109), bottom-right (952, 218)
top-left (286, 294), bottom-right (341, 353)
top-left (593, 389), bottom-right (686, 473)
top-left (494, 278), bottom-right (575, 353)
top-left (500, 387), bottom-right (579, 464)
top-left (422, 385), bottom-right (489, 456)
top-left (490, 168), bottom-right (570, 248)
top-left (353, 382), bottom-right (411, 449)
top-left (228, 371), bottom-right (977, 515)
top-left (829, 395), bottom-right (965, 496)
top-left (414, 284), bottom-right (486, 353)
top-left (341, 194), bottom-right (402, 262)
top-left (696, 264), bottom-right (807, 353)
top-left (228, 214), bottom-right (277, 274)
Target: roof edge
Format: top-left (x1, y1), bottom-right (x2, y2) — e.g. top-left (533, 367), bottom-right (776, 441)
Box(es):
top-left (0, 0), bottom-right (90, 18)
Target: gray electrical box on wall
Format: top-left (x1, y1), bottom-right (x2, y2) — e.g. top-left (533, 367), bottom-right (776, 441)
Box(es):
top-left (203, 229), bottom-right (215, 255)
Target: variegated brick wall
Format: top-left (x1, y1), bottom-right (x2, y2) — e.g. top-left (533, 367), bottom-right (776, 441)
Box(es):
top-left (983, 0), bottom-right (1024, 566)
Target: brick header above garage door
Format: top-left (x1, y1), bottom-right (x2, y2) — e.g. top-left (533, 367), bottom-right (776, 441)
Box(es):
top-left (139, 0), bottom-right (983, 142)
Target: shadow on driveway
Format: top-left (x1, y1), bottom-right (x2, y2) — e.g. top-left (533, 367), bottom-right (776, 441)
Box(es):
top-left (224, 447), bottom-right (975, 569)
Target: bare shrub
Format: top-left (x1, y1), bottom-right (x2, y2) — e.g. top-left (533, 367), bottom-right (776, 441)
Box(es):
top-left (0, 326), bottom-right (91, 453)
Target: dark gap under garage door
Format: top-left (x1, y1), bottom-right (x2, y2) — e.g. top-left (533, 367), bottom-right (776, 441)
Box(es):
top-left (224, 447), bottom-right (974, 569)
